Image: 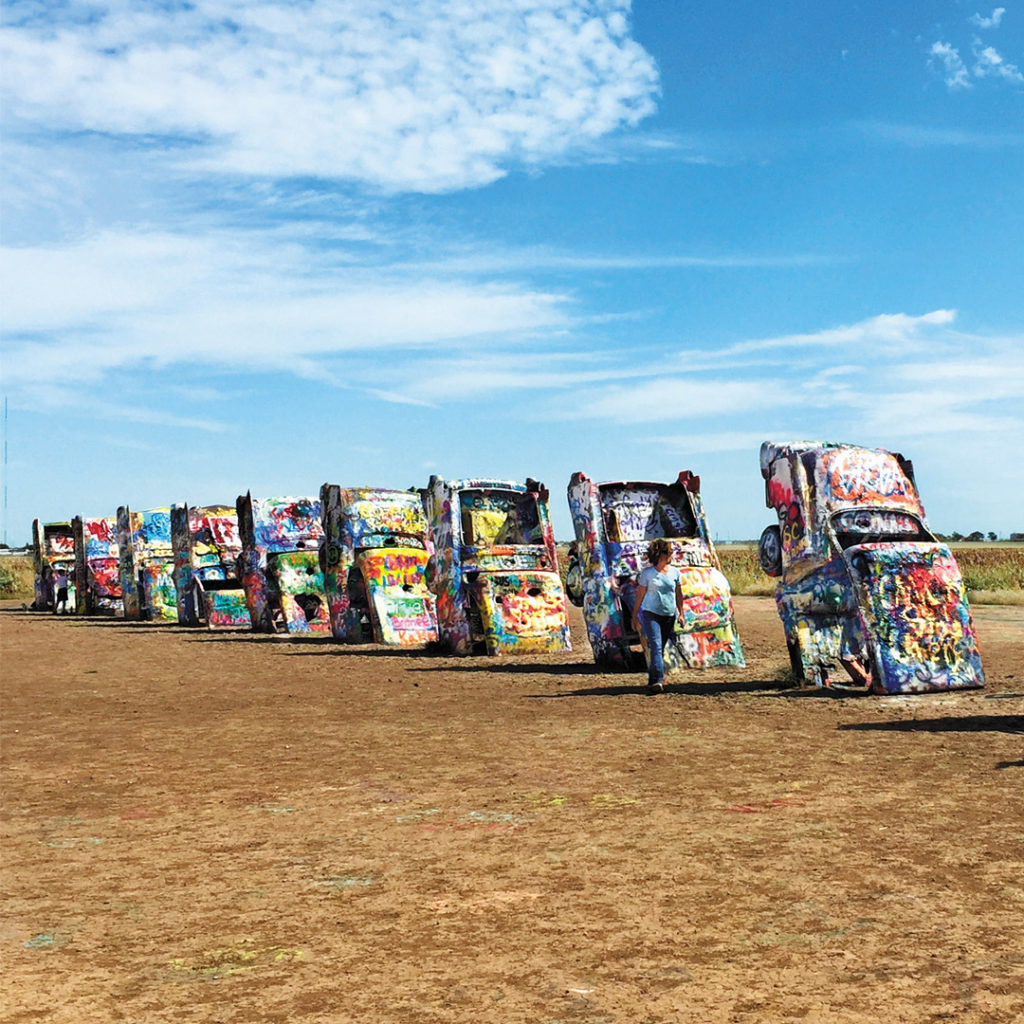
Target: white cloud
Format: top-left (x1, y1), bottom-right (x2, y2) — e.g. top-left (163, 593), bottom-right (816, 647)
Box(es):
top-left (972, 41), bottom-right (1024, 84)
top-left (712, 310), bottom-right (957, 358)
top-left (930, 41), bottom-right (972, 89)
top-left (5, 220), bottom-right (1021, 463)
top-left (0, 0), bottom-right (660, 193)
top-left (0, 224), bottom-right (841, 405)
top-left (970, 8), bottom-right (1006, 29)
top-left (359, 348), bottom-right (654, 406)
top-left (0, 228), bottom-right (573, 393)
top-left (557, 377), bottom-right (783, 423)
top-left (545, 311), bottom-right (1024, 446)
top-left (393, 248), bottom-right (827, 275)
top-left (645, 430), bottom-right (770, 454)
top-left (929, 14), bottom-right (1023, 91)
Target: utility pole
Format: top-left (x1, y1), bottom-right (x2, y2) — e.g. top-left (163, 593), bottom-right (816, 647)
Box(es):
top-left (2, 396), bottom-right (8, 547)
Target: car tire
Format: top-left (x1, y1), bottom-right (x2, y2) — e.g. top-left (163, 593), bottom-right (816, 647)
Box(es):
top-left (565, 557), bottom-right (584, 607)
top-left (758, 525), bottom-right (783, 577)
top-left (467, 599), bottom-right (487, 655)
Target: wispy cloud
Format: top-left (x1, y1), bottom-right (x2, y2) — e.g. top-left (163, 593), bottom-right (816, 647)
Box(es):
top-left (645, 430), bottom-right (772, 455)
top-left (972, 41), bottom-right (1024, 84)
top-left (545, 311), bottom-right (1024, 445)
top-left (703, 310), bottom-right (957, 358)
top-left (853, 120), bottom-right (1024, 147)
top-left (929, 7), bottom-right (1023, 91)
top-left (390, 247), bottom-right (830, 276)
top-left (929, 42), bottom-right (972, 90)
top-left (0, 228), bottom-right (574, 396)
top-left (557, 378), bottom-right (783, 424)
top-left (0, 223), bottom-right (840, 409)
top-left (971, 8), bottom-right (1006, 30)
top-left (0, 0), bottom-right (660, 193)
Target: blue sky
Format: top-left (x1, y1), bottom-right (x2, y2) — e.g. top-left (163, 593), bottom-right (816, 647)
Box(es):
top-left (2, 0), bottom-right (1022, 544)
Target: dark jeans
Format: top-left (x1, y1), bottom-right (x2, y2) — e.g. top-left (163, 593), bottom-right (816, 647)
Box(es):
top-left (640, 611), bottom-right (676, 685)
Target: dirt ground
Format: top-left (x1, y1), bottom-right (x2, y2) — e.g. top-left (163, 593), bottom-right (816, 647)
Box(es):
top-left (2, 596), bottom-right (1022, 1024)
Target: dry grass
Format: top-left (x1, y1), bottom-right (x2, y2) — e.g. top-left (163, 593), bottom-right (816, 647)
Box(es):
top-left (949, 545), bottom-right (1024, 592)
top-left (966, 589), bottom-right (1024, 606)
top-left (558, 542), bottom-right (1024, 602)
top-left (0, 556), bottom-right (33, 599)
top-left (716, 542), bottom-right (1024, 600)
top-left (716, 545), bottom-right (775, 596)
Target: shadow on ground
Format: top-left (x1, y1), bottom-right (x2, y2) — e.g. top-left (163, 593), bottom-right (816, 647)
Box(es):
top-left (839, 715), bottom-right (1024, 734)
top-left (527, 678), bottom-right (792, 698)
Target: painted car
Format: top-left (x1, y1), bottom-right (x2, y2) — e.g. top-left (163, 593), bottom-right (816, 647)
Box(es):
top-left (319, 485), bottom-right (438, 645)
top-left (116, 506), bottom-right (177, 621)
top-left (72, 515), bottom-right (122, 615)
top-left (236, 493), bottom-right (330, 634)
top-left (566, 472), bottom-right (745, 672)
top-left (423, 476), bottom-right (570, 655)
top-left (31, 519), bottom-right (76, 611)
top-left (171, 504), bottom-right (251, 629)
top-left (758, 440), bottom-right (984, 693)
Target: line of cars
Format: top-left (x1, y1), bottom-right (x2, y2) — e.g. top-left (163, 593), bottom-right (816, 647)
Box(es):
top-left (29, 441), bottom-right (986, 695)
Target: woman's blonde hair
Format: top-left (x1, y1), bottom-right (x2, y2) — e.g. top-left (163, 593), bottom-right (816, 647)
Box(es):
top-left (646, 538), bottom-right (671, 565)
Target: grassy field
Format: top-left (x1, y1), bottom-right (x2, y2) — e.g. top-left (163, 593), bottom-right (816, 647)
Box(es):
top-left (716, 542), bottom-right (1024, 603)
top-left (0, 557), bottom-right (33, 600)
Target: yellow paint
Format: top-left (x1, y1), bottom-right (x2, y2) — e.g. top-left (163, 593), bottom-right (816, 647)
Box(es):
top-left (591, 793), bottom-right (640, 807)
top-left (168, 943), bottom-right (303, 977)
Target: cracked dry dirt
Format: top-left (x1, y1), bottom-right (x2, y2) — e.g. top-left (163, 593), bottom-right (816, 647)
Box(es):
top-left (2, 597), bottom-right (1023, 1023)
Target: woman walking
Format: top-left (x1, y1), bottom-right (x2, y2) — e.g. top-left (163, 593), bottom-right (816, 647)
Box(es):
top-left (631, 538), bottom-right (684, 693)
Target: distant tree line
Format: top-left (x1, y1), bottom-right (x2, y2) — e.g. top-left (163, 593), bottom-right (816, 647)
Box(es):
top-left (935, 531), bottom-right (1020, 542)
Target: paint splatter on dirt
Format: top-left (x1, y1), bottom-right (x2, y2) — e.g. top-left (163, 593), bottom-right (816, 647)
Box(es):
top-left (3, 597), bottom-right (1023, 1023)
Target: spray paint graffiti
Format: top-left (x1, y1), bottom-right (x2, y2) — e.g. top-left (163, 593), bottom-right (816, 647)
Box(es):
top-left (171, 504), bottom-right (250, 629)
top-left (758, 441), bottom-right (984, 693)
top-left (320, 486), bottom-right (437, 645)
top-left (116, 506), bottom-right (177, 621)
top-left (565, 472), bottom-right (744, 671)
top-left (72, 516), bottom-right (122, 615)
top-left (236, 493), bottom-right (330, 634)
top-left (423, 477), bottom-right (570, 655)
top-left (30, 519), bottom-right (76, 611)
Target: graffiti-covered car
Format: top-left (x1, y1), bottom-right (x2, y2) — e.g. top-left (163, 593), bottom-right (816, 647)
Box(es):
top-left (758, 441), bottom-right (984, 693)
top-left (31, 519), bottom-right (76, 611)
top-left (171, 504), bottom-right (250, 629)
top-left (116, 506), bottom-right (177, 621)
top-left (423, 476), bottom-right (570, 655)
top-left (72, 515), bottom-right (122, 615)
top-left (319, 486), bottom-right (437, 645)
top-left (566, 472), bottom-right (744, 672)
top-left (236, 494), bottom-right (330, 634)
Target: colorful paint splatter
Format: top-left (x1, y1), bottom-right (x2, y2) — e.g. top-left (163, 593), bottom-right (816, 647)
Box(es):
top-left (115, 506), bottom-right (177, 622)
top-left (566, 472), bottom-right (744, 671)
top-left (321, 486), bottom-right (438, 646)
top-left (236, 494), bottom-right (330, 634)
top-left (759, 441), bottom-right (984, 693)
top-left (423, 477), bottom-right (570, 655)
top-left (72, 515), bottom-right (122, 615)
top-left (171, 504), bottom-right (251, 629)
top-left (31, 519), bottom-right (76, 611)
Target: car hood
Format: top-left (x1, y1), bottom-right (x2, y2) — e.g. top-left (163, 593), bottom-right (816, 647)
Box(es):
top-left (357, 547), bottom-right (437, 645)
top-left (843, 541), bottom-right (984, 693)
top-left (677, 565), bottom-right (735, 633)
top-left (473, 570), bottom-right (570, 652)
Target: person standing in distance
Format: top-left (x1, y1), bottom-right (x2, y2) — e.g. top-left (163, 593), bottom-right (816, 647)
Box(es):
top-left (52, 566), bottom-right (70, 615)
top-left (631, 538), bottom-right (684, 693)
